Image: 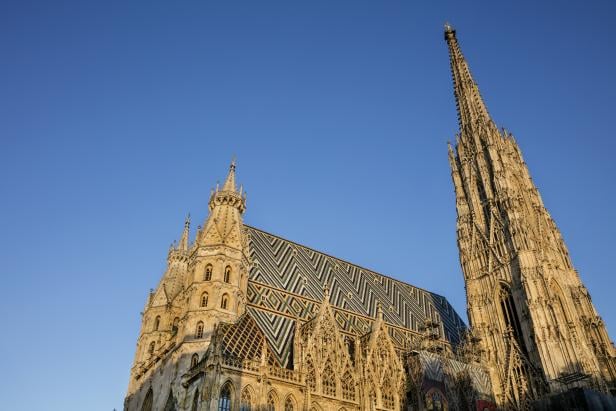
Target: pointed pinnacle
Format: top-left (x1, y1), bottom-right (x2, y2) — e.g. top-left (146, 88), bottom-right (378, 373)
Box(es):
top-left (222, 158), bottom-right (237, 192)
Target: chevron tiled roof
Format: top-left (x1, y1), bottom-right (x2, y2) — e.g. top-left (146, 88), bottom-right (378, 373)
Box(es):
top-left (244, 225), bottom-right (466, 366)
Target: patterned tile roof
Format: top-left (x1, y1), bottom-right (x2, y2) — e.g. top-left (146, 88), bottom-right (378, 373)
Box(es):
top-left (244, 225), bottom-right (467, 366)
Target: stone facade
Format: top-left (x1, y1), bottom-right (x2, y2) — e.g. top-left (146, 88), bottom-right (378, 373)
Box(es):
top-left (124, 26), bottom-right (615, 411)
top-left (445, 24), bottom-right (615, 409)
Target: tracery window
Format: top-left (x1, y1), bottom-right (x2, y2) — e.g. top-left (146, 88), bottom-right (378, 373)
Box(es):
top-left (224, 265), bottom-right (232, 283)
top-left (306, 358), bottom-right (316, 391)
top-left (204, 264), bottom-right (213, 281)
top-left (221, 294), bottom-right (229, 310)
top-left (341, 370), bottom-right (355, 400)
top-left (153, 315), bottom-right (161, 331)
top-left (196, 321), bottom-right (204, 339)
top-left (284, 396), bottom-right (295, 411)
top-left (498, 284), bottom-right (525, 350)
top-left (200, 292), bottom-right (209, 307)
top-left (240, 387), bottom-right (253, 411)
top-left (218, 383), bottom-right (233, 411)
top-left (148, 341), bottom-right (155, 355)
top-left (322, 363), bottom-right (336, 397)
top-left (190, 353), bottom-right (199, 368)
top-left (266, 390), bottom-right (278, 411)
top-left (381, 377), bottom-right (395, 409)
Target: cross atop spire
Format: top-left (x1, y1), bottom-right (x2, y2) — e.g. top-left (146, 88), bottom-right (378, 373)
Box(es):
top-left (444, 24), bottom-right (492, 132)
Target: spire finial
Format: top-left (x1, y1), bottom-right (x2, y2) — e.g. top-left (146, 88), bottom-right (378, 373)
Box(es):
top-left (230, 156), bottom-right (236, 171)
top-left (222, 157), bottom-right (237, 192)
top-left (444, 22), bottom-right (456, 40)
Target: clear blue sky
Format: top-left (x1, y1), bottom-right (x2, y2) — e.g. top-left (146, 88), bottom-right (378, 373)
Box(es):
top-left (1, 1), bottom-right (614, 410)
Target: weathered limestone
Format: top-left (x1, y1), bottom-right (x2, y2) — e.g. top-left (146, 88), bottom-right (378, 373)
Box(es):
top-left (445, 23), bottom-right (615, 409)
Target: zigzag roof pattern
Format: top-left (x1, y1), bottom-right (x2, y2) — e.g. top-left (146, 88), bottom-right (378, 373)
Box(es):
top-left (243, 225), bottom-right (466, 366)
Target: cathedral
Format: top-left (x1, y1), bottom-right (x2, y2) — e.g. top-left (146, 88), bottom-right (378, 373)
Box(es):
top-left (124, 26), bottom-right (615, 411)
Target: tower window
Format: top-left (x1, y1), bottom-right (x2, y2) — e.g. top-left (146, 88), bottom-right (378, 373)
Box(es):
top-left (224, 266), bottom-right (232, 283)
top-left (153, 316), bottom-right (160, 331)
top-left (200, 292), bottom-right (208, 308)
top-left (172, 317), bottom-right (179, 332)
top-left (148, 341), bottom-right (155, 355)
top-left (204, 264), bottom-right (213, 281)
top-left (196, 321), bottom-right (204, 339)
top-left (221, 294), bottom-right (229, 310)
top-left (499, 284), bottom-right (525, 350)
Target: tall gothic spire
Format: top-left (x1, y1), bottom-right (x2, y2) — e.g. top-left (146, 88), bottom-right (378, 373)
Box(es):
top-left (444, 23), bottom-right (492, 132)
top-left (446, 25), bottom-right (616, 405)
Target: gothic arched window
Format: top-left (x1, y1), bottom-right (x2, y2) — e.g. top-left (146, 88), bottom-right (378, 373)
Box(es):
top-left (266, 390), bottom-right (278, 411)
top-left (381, 377), bottom-right (395, 409)
top-left (141, 388), bottom-right (153, 411)
top-left (153, 315), bottom-right (161, 331)
top-left (284, 396), bottom-right (295, 411)
top-left (221, 294), bottom-right (229, 310)
top-left (148, 341), bottom-right (155, 355)
top-left (341, 370), bottom-right (355, 400)
top-left (322, 363), bottom-right (336, 397)
top-left (200, 292), bottom-right (208, 308)
top-left (204, 264), bottom-right (213, 281)
top-left (172, 317), bottom-right (180, 332)
top-left (498, 284), bottom-right (525, 349)
top-left (218, 383), bottom-right (232, 411)
top-left (196, 321), bottom-right (204, 339)
top-left (306, 358), bottom-right (316, 391)
top-left (224, 266), bottom-right (232, 283)
top-left (240, 387), bottom-right (253, 411)
top-left (190, 353), bottom-right (199, 368)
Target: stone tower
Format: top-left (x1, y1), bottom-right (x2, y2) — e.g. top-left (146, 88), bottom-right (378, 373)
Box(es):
top-left (127, 215), bottom-right (191, 394)
top-left (125, 161), bottom-right (250, 407)
top-left (445, 24), bottom-right (615, 408)
top-left (183, 160), bottom-right (250, 348)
